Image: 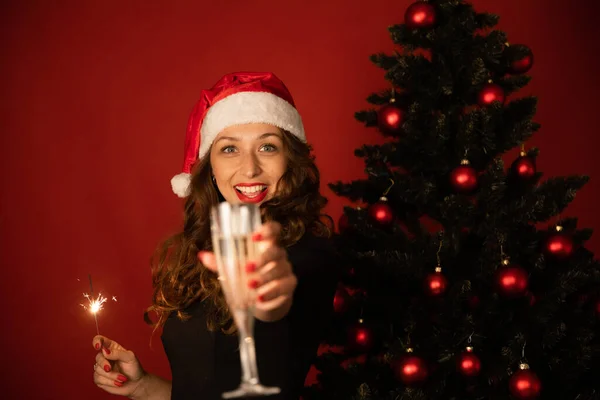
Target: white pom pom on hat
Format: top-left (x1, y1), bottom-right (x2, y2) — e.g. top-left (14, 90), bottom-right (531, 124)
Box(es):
top-left (170, 172), bottom-right (192, 198)
top-left (170, 71), bottom-right (306, 198)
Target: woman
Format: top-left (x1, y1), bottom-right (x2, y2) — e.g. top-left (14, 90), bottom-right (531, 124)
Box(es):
top-left (91, 72), bottom-right (338, 399)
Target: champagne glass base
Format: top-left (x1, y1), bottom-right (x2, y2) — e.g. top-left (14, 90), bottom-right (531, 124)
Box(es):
top-left (222, 382), bottom-right (281, 398)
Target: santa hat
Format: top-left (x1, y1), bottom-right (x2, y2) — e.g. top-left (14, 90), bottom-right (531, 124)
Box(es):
top-left (170, 71), bottom-right (306, 198)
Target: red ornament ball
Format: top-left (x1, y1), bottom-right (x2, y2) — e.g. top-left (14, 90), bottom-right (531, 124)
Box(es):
top-left (333, 287), bottom-right (351, 313)
top-left (509, 367), bottom-right (541, 399)
top-left (377, 103), bottom-right (404, 135)
top-left (347, 321), bottom-right (373, 352)
top-left (333, 287), bottom-right (352, 313)
top-left (507, 44), bottom-right (534, 74)
top-left (450, 162), bottom-right (478, 194)
top-left (395, 354), bottom-right (429, 385)
top-left (368, 198), bottom-right (394, 226)
top-left (478, 83), bottom-right (505, 106)
top-left (425, 270), bottom-right (448, 296)
top-left (405, 1), bottom-right (436, 29)
top-left (496, 265), bottom-right (529, 297)
top-left (457, 348), bottom-right (481, 377)
top-left (511, 154), bottom-right (536, 181)
top-left (544, 232), bottom-right (574, 260)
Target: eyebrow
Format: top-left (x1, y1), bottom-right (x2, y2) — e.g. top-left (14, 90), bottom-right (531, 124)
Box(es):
top-left (214, 132), bottom-right (281, 144)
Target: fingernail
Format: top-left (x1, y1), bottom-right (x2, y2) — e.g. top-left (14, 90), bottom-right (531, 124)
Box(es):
top-left (117, 374), bottom-right (128, 382)
top-left (245, 262), bottom-right (256, 273)
top-left (95, 343), bottom-right (100, 350)
top-left (103, 346), bottom-right (111, 355)
top-left (114, 380), bottom-right (124, 387)
top-left (252, 233), bottom-right (262, 241)
top-left (258, 294), bottom-right (265, 302)
top-left (104, 365), bottom-right (111, 372)
top-left (249, 279), bottom-right (259, 289)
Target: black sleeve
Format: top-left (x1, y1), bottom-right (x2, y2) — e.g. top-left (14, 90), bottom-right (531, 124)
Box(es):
top-left (288, 234), bottom-right (340, 320)
top-left (285, 234), bottom-right (340, 388)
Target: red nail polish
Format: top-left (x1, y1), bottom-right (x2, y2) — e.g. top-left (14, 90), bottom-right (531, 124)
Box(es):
top-left (114, 380), bottom-right (123, 387)
top-left (258, 295), bottom-right (265, 302)
top-left (245, 262), bottom-right (256, 273)
top-left (117, 374), bottom-right (128, 382)
top-left (95, 343), bottom-right (100, 350)
top-left (103, 346), bottom-right (111, 355)
top-left (252, 233), bottom-right (262, 241)
top-left (249, 279), bottom-right (259, 289)
top-left (104, 365), bottom-right (111, 372)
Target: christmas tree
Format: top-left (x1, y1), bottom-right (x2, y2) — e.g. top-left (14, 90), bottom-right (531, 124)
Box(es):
top-left (305, 1), bottom-right (600, 399)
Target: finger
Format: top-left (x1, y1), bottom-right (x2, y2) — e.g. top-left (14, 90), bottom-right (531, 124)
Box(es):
top-left (254, 293), bottom-right (291, 312)
top-left (248, 259), bottom-right (289, 289)
top-left (252, 245), bottom-right (287, 271)
top-left (96, 382), bottom-right (128, 392)
top-left (101, 346), bottom-right (137, 364)
top-left (255, 275), bottom-right (297, 303)
top-left (93, 335), bottom-right (124, 352)
top-left (94, 371), bottom-right (129, 389)
top-left (258, 261), bottom-right (280, 283)
top-left (252, 221), bottom-right (281, 243)
top-left (94, 362), bottom-right (129, 383)
top-left (198, 251), bottom-right (218, 273)
top-left (92, 335), bottom-right (109, 350)
top-left (247, 250), bottom-right (289, 289)
top-left (95, 353), bottom-right (113, 373)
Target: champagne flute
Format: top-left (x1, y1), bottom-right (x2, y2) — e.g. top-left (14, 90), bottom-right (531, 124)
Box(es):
top-left (210, 202), bottom-right (281, 398)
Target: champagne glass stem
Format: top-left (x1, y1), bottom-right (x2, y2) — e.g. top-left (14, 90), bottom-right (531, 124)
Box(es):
top-left (236, 311), bottom-right (259, 384)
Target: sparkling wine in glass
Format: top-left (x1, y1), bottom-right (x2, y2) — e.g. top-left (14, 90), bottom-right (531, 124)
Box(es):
top-left (210, 202), bottom-right (281, 398)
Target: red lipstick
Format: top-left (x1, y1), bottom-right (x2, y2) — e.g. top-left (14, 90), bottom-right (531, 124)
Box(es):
top-left (234, 183), bottom-right (268, 204)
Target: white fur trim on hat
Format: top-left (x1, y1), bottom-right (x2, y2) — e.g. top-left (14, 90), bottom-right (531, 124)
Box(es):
top-left (198, 91), bottom-right (306, 158)
top-left (170, 172), bottom-right (191, 198)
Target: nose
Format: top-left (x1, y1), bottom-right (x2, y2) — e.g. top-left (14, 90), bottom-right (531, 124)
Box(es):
top-left (240, 152), bottom-right (262, 178)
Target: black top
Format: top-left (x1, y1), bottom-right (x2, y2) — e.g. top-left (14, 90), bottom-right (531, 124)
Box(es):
top-left (161, 234), bottom-right (338, 400)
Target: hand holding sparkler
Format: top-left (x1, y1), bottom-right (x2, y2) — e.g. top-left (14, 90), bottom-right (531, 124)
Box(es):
top-left (92, 335), bottom-right (145, 397)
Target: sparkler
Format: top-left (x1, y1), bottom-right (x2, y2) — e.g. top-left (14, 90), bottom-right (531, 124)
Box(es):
top-left (80, 274), bottom-right (105, 335)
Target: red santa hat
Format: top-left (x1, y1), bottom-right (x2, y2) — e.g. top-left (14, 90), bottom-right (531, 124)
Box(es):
top-left (170, 71), bottom-right (306, 198)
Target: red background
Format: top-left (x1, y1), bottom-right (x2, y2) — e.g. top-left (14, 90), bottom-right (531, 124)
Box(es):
top-left (1, 1), bottom-right (599, 398)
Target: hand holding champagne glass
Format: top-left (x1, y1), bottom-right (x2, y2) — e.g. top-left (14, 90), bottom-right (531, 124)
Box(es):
top-left (210, 202), bottom-right (281, 398)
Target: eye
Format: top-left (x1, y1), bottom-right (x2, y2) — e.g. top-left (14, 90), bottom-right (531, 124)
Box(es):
top-left (260, 143), bottom-right (278, 152)
top-left (220, 145), bottom-right (237, 154)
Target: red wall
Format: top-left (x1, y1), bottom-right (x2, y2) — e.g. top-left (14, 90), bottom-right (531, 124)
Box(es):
top-left (1, 1), bottom-right (598, 398)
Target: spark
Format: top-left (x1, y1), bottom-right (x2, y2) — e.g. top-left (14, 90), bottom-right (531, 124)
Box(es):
top-left (81, 292), bottom-right (107, 315)
top-left (80, 275), bottom-right (116, 335)
top-left (81, 273), bottom-right (106, 335)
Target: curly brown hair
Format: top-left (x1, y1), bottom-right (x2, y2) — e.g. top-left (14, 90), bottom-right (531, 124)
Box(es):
top-left (146, 131), bottom-right (332, 334)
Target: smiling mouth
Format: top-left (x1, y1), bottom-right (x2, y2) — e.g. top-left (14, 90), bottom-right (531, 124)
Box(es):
top-left (234, 185), bottom-right (268, 198)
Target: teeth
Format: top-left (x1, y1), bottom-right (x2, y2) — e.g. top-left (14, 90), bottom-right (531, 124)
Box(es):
top-left (235, 185), bottom-right (266, 194)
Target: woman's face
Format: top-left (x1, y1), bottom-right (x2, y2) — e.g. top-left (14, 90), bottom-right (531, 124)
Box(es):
top-left (209, 123), bottom-right (287, 205)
